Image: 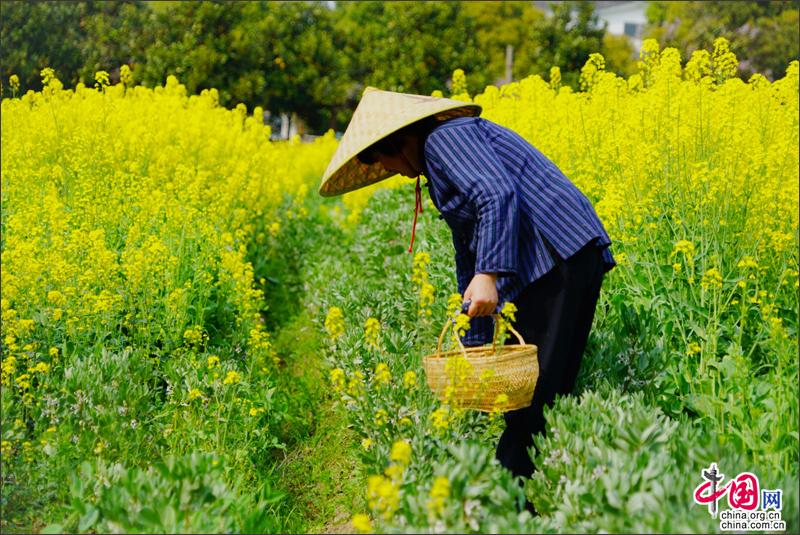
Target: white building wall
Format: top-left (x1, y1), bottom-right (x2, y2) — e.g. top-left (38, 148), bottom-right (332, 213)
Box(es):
top-left (594, 1), bottom-right (649, 53)
top-left (533, 1), bottom-right (649, 55)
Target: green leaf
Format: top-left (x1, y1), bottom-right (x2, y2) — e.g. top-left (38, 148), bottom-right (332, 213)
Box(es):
top-left (78, 507), bottom-right (99, 532)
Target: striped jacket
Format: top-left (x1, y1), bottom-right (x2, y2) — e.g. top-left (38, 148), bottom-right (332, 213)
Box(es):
top-left (421, 116), bottom-right (616, 345)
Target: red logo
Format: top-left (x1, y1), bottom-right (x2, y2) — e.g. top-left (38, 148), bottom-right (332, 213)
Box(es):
top-left (693, 463), bottom-right (760, 517)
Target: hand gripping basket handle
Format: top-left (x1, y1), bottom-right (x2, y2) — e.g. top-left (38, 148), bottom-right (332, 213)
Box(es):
top-left (436, 301), bottom-right (526, 354)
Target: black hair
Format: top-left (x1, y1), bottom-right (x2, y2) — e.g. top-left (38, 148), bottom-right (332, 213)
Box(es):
top-left (357, 116), bottom-right (440, 166)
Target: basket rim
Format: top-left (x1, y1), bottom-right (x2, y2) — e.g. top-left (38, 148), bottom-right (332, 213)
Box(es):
top-left (423, 343), bottom-right (537, 365)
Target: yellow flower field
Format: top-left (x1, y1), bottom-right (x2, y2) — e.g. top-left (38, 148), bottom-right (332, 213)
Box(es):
top-left (1, 37), bottom-right (797, 533)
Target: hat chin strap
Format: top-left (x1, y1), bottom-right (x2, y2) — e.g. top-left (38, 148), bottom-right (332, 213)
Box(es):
top-left (408, 176), bottom-right (423, 253)
top-left (391, 138), bottom-right (424, 254)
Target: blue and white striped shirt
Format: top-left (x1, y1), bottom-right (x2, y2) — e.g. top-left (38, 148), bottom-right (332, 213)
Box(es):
top-left (421, 116), bottom-right (616, 345)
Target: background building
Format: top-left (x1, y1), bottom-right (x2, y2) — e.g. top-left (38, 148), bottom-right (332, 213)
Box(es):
top-left (533, 1), bottom-right (648, 54)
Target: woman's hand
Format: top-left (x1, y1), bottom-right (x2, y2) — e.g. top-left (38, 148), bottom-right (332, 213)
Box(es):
top-left (463, 273), bottom-right (498, 317)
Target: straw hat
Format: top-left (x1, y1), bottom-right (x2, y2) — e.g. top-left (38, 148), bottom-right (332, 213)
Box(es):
top-left (318, 86), bottom-right (482, 197)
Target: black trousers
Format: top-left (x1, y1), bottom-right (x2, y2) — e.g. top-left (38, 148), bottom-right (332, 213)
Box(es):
top-left (495, 239), bottom-right (607, 479)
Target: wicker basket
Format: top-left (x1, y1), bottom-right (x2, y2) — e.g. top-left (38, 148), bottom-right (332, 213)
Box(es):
top-left (422, 314), bottom-right (539, 412)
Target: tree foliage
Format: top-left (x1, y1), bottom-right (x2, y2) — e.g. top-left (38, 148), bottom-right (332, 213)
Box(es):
top-left (1, 0), bottom-right (88, 91)
top-left (525, 1), bottom-right (608, 90)
top-left (333, 1), bottom-right (486, 97)
top-left (4, 0), bottom-right (794, 134)
top-left (459, 1), bottom-right (545, 89)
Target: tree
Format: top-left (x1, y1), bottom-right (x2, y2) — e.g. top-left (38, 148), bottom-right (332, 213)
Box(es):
top-left (645, 0), bottom-right (800, 80)
top-left (459, 1), bottom-right (545, 89)
top-left (1, 1), bottom-right (87, 92)
top-left (527, 1), bottom-right (607, 91)
top-left (333, 1), bottom-right (487, 101)
top-left (600, 33), bottom-right (637, 80)
top-left (137, 1), bottom-right (350, 133)
top-left (77, 1), bottom-right (154, 86)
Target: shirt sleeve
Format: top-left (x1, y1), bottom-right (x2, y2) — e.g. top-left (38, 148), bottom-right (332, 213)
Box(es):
top-left (425, 125), bottom-right (519, 276)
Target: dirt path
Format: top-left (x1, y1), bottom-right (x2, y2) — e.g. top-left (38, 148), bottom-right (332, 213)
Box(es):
top-left (271, 312), bottom-right (365, 534)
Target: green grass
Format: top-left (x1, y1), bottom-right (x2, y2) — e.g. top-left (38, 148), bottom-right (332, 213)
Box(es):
top-left (269, 305), bottom-right (367, 533)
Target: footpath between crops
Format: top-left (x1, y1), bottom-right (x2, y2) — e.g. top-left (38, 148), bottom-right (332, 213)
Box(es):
top-left (270, 311), bottom-right (365, 533)
top-left (246, 193), bottom-right (366, 533)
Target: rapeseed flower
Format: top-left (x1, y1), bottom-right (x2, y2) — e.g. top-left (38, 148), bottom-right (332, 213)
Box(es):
top-left (389, 440), bottom-right (412, 466)
top-left (374, 363), bottom-right (391, 385)
top-left (223, 370), bottom-right (241, 385)
top-left (427, 476), bottom-right (451, 516)
top-left (330, 368), bottom-right (346, 392)
top-left (403, 370), bottom-right (417, 388)
top-left (325, 307), bottom-right (345, 340)
top-left (352, 513), bottom-right (372, 534)
top-left (364, 317), bottom-right (381, 349)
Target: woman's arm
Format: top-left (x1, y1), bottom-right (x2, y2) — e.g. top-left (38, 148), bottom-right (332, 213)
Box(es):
top-left (425, 124), bottom-right (519, 317)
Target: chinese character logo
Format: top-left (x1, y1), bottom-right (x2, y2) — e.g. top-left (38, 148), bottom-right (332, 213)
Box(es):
top-left (694, 463), bottom-right (726, 518)
top-left (762, 489), bottom-right (782, 511)
top-left (693, 463), bottom-right (761, 517)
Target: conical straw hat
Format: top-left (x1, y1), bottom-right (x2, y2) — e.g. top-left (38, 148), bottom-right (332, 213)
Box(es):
top-left (318, 86), bottom-right (482, 197)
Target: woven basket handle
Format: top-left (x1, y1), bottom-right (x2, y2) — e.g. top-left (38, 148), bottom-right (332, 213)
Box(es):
top-left (490, 314), bottom-right (526, 352)
top-left (436, 316), bottom-right (468, 358)
top-left (437, 306), bottom-right (526, 354)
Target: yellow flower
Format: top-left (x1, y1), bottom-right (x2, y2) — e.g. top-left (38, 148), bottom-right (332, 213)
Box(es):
top-left (374, 363), bottom-right (391, 385)
top-left (686, 342), bottom-right (702, 356)
top-left (419, 282), bottom-right (435, 315)
top-left (375, 409), bottom-right (388, 427)
top-left (2, 356), bottom-right (18, 385)
top-left (367, 474), bottom-right (400, 520)
top-left (223, 370), bottom-right (241, 385)
top-left (399, 417), bottom-right (412, 427)
top-left (30, 362), bottom-right (50, 374)
top-left (446, 293), bottom-right (464, 317)
top-left (347, 371), bottom-right (366, 397)
top-left (361, 438), bottom-right (373, 450)
top-left (94, 70), bottom-right (110, 88)
top-left (184, 326), bottom-right (206, 347)
top-left (427, 476), bottom-right (451, 516)
top-left (15, 373), bottom-right (31, 389)
top-left (389, 440), bottom-right (412, 466)
top-left (207, 355), bottom-right (220, 368)
top-left (670, 240), bottom-right (695, 265)
top-left (430, 407), bottom-right (451, 431)
top-left (364, 317), bottom-right (381, 349)
top-left (493, 393), bottom-right (510, 411)
top-left (403, 370), bottom-right (417, 388)
top-left (737, 256), bottom-right (758, 270)
top-left (330, 368), bottom-right (346, 392)
top-left (249, 406), bottom-right (265, 417)
top-left (188, 388), bottom-right (203, 401)
top-left (325, 307), bottom-right (345, 340)
top-left (46, 290), bottom-right (66, 306)
top-left (120, 64), bottom-right (134, 87)
top-left (384, 463), bottom-right (405, 482)
top-left (500, 301), bottom-right (517, 323)
top-left (454, 313), bottom-right (471, 337)
top-left (352, 513), bottom-right (372, 534)
top-left (701, 267), bottom-right (723, 289)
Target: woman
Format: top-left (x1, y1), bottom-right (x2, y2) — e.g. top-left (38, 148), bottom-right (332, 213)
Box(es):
top-left (319, 87), bottom-right (616, 515)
